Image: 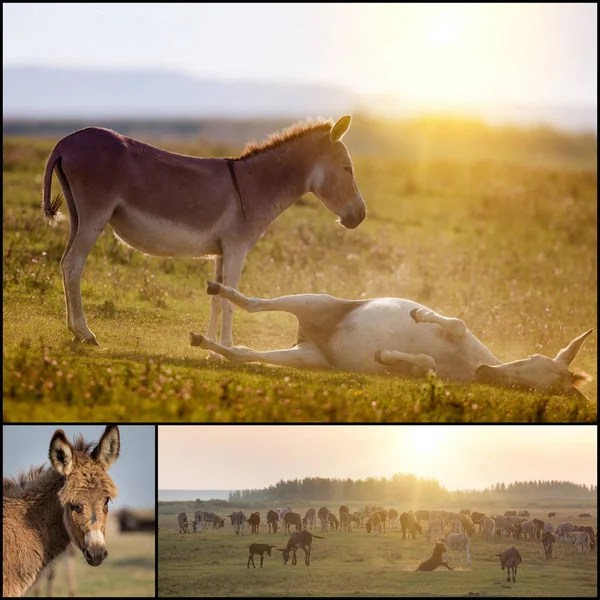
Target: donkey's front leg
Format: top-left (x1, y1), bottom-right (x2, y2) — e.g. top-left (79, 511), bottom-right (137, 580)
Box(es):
top-left (410, 308), bottom-right (467, 337)
top-left (205, 256), bottom-right (223, 342)
top-left (218, 248), bottom-right (247, 347)
top-left (190, 333), bottom-right (330, 369)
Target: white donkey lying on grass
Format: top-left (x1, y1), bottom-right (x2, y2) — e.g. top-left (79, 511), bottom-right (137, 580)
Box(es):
top-left (190, 282), bottom-right (593, 399)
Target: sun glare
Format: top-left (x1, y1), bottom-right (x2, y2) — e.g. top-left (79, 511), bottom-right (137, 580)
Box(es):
top-left (407, 427), bottom-right (445, 457)
top-left (389, 427), bottom-right (454, 482)
top-left (428, 13), bottom-right (463, 47)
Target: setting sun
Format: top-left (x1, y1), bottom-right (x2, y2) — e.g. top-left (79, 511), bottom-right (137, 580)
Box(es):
top-left (427, 9), bottom-right (465, 48)
top-left (405, 427), bottom-right (445, 456)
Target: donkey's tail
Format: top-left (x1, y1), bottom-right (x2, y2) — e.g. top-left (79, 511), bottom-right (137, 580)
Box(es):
top-left (42, 147), bottom-right (64, 224)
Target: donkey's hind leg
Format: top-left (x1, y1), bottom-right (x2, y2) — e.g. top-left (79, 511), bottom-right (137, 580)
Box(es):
top-left (410, 308), bottom-right (467, 337)
top-left (374, 350), bottom-right (437, 377)
top-left (60, 220), bottom-right (107, 345)
top-left (206, 282), bottom-right (365, 332)
top-left (57, 168), bottom-right (110, 345)
top-left (190, 332), bottom-right (330, 369)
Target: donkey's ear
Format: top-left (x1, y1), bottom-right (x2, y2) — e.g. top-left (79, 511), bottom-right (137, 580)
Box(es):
top-left (554, 329), bottom-right (593, 365)
top-left (330, 115), bottom-right (352, 143)
top-left (91, 425), bottom-right (120, 470)
top-left (49, 430), bottom-right (75, 476)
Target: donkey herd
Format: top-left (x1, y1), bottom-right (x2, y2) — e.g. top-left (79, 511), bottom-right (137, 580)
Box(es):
top-left (41, 115), bottom-right (594, 398)
top-left (174, 504), bottom-right (597, 581)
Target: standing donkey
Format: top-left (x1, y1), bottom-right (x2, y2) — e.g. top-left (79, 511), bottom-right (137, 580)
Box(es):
top-left (42, 116), bottom-right (366, 346)
top-left (3, 426), bottom-right (120, 597)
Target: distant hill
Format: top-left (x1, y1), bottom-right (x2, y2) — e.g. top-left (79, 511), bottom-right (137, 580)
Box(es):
top-left (3, 66), bottom-right (360, 119)
top-left (159, 489), bottom-right (232, 502)
top-left (3, 66), bottom-right (596, 132)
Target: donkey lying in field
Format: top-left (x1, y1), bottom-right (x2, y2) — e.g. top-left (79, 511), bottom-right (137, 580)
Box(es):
top-left (190, 282), bottom-right (594, 398)
top-left (3, 426), bottom-right (120, 597)
top-left (42, 115), bottom-right (365, 346)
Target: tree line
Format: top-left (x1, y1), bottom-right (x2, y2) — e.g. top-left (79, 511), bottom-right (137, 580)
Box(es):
top-left (225, 475), bottom-right (596, 505)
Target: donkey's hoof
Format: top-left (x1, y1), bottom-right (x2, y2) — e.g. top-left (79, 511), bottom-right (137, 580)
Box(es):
top-left (409, 308), bottom-right (419, 323)
top-left (374, 350), bottom-right (383, 364)
top-left (190, 331), bottom-right (205, 347)
top-left (82, 336), bottom-right (99, 347)
top-left (206, 281), bottom-right (221, 295)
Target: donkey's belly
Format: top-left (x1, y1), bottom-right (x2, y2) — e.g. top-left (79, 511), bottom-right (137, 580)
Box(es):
top-left (109, 204), bottom-right (223, 257)
top-left (326, 298), bottom-right (461, 375)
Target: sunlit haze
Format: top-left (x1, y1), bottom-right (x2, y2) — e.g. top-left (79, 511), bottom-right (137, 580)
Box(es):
top-left (3, 3), bottom-right (597, 109)
top-left (159, 426), bottom-right (597, 492)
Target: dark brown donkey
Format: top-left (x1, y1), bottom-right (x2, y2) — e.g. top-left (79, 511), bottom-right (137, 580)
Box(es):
top-left (42, 116), bottom-right (366, 346)
top-left (277, 530), bottom-right (325, 566)
top-left (247, 544), bottom-right (277, 568)
top-left (3, 426), bottom-right (120, 597)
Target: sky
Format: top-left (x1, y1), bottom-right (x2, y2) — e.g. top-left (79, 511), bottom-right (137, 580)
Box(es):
top-left (159, 425), bottom-right (597, 492)
top-left (3, 3), bottom-right (597, 109)
top-left (3, 425), bottom-right (155, 510)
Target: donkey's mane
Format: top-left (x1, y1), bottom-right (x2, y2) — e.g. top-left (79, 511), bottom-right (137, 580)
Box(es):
top-left (235, 118), bottom-right (333, 160)
top-left (3, 434), bottom-right (96, 498)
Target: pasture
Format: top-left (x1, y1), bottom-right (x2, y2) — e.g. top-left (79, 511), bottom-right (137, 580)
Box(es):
top-left (26, 520), bottom-right (155, 597)
top-left (158, 502), bottom-right (597, 597)
top-left (3, 120), bottom-right (597, 422)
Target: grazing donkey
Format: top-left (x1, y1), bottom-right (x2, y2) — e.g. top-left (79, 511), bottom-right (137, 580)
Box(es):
top-left (247, 544), bottom-right (277, 569)
top-left (177, 512), bottom-right (189, 534)
top-left (247, 512), bottom-right (261, 534)
top-left (3, 425), bottom-right (120, 597)
top-left (317, 506), bottom-right (330, 532)
top-left (228, 511), bottom-right (246, 536)
top-left (267, 509), bottom-right (279, 534)
top-left (302, 507), bottom-right (317, 530)
top-left (496, 546), bottom-right (522, 583)
top-left (42, 116), bottom-right (366, 346)
top-left (283, 511), bottom-right (303, 534)
top-left (277, 530), bottom-right (325, 566)
top-left (191, 282), bottom-right (594, 398)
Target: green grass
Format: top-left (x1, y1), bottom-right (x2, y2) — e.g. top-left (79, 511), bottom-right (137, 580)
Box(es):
top-left (157, 502), bottom-right (597, 597)
top-left (3, 129), bottom-right (597, 422)
top-left (26, 526), bottom-right (155, 597)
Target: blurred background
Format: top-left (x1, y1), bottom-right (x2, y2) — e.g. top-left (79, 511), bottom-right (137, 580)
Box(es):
top-left (3, 425), bottom-right (155, 597)
top-left (3, 3), bottom-right (597, 137)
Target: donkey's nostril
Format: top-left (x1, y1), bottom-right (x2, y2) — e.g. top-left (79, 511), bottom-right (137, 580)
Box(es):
top-left (102, 549), bottom-right (108, 560)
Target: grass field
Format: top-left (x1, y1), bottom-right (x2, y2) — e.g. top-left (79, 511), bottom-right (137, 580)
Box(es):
top-left (26, 521), bottom-right (155, 597)
top-left (2, 121), bottom-right (597, 422)
top-left (157, 501), bottom-right (597, 597)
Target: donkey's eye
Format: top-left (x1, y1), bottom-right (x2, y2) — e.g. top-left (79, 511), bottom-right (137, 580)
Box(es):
top-left (343, 166), bottom-right (353, 174)
top-left (104, 497), bottom-right (111, 512)
top-left (71, 504), bottom-right (83, 514)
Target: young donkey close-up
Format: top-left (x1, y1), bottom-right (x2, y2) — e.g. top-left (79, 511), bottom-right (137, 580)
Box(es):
top-left (2, 426), bottom-right (120, 597)
top-left (42, 114), bottom-right (366, 347)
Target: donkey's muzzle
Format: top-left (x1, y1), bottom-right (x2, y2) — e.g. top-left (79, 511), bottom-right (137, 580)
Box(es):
top-left (340, 205), bottom-right (366, 229)
top-left (84, 547), bottom-right (108, 566)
